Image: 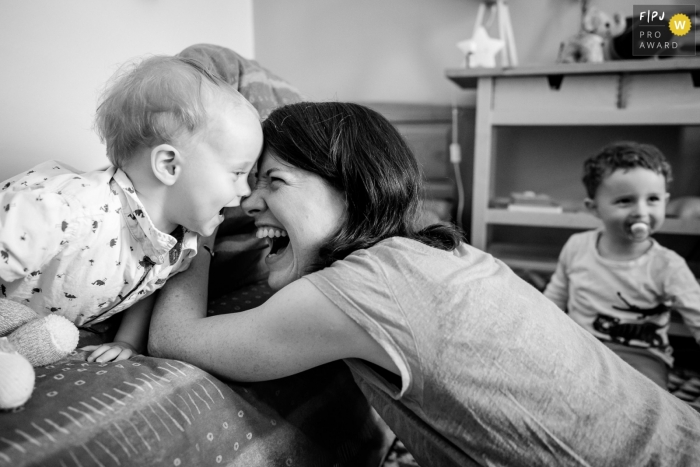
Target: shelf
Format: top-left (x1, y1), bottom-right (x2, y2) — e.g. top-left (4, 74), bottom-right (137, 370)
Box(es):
top-left (486, 209), bottom-right (700, 235)
top-left (488, 242), bottom-right (560, 273)
top-left (490, 109), bottom-right (700, 126)
top-left (487, 209), bottom-right (597, 229)
top-left (446, 58), bottom-right (700, 89)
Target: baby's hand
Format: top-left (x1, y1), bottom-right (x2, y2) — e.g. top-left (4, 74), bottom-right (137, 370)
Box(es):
top-left (82, 341), bottom-right (138, 363)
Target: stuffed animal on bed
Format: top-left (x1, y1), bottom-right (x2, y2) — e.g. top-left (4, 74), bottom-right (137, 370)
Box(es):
top-left (0, 299), bottom-right (78, 410)
top-left (557, 4), bottom-right (626, 63)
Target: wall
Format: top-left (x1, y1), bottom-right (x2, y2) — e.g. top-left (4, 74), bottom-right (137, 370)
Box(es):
top-left (253, 0), bottom-right (697, 105)
top-left (0, 0), bottom-right (254, 181)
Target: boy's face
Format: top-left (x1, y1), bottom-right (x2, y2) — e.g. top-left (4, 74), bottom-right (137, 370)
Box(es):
top-left (169, 104), bottom-right (263, 237)
top-left (586, 167), bottom-right (669, 243)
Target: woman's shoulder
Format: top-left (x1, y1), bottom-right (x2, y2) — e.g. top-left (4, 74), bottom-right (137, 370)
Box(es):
top-left (337, 237), bottom-right (501, 283)
top-left (361, 236), bottom-right (478, 262)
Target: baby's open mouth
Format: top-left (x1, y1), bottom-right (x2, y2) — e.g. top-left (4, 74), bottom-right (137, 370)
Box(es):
top-left (256, 227), bottom-right (290, 255)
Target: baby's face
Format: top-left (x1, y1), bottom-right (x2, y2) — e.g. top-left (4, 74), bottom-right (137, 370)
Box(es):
top-left (170, 104), bottom-right (263, 237)
top-left (590, 167), bottom-right (669, 244)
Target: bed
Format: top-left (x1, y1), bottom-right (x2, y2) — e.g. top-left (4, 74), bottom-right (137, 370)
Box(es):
top-left (0, 44), bottom-right (393, 467)
top-left (0, 279), bottom-right (392, 467)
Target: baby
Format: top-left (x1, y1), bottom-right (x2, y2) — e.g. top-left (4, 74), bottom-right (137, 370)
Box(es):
top-left (544, 141), bottom-right (700, 388)
top-left (0, 56), bottom-right (263, 363)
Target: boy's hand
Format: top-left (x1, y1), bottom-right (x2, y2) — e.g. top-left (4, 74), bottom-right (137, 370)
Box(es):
top-left (82, 341), bottom-right (138, 363)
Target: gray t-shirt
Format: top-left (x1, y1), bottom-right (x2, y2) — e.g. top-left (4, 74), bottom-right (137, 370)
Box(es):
top-left (307, 237), bottom-right (700, 467)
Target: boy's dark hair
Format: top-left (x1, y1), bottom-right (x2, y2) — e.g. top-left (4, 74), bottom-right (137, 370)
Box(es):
top-left (261, 102), bottom-right (465, 271)
top-left (582, 141), bottom-right (673, 198)
top-left (95, 55), bottom-right (249, 168)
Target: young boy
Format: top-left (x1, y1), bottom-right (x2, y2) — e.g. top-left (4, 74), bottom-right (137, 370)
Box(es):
top-left (544, 141), bottom-right (700, 388)
top-left (0, 56), bottom-right (263, 363)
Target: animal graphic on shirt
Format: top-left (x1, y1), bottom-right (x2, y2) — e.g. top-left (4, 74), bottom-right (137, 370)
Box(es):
top-left (593, 292), bottom-right (668, 348)
top-left (612, 292), bottom-right (670, 317)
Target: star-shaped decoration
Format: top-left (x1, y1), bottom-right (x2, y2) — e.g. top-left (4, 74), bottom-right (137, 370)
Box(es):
top-left (457, 26), bottom-right (504, 68)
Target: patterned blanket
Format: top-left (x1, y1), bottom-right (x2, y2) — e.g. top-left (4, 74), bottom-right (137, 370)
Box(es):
top-left (0, 281), bottom-right (390, 467)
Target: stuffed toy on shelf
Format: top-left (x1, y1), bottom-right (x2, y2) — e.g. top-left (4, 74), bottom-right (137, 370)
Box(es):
top-left (557, 0), bottom-right (626, 63)
top-left (0, 299), bottom-right (78, 410)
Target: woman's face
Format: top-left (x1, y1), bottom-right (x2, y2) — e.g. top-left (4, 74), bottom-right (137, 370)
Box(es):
top-left (241, 150), bottom-right (346, 291)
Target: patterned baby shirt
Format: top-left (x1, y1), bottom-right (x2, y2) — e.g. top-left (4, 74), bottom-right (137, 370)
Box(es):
top-left (0, 161), bottom-right (199, 327)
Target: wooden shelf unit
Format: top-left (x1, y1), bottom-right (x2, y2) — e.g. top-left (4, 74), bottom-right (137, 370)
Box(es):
top-left (446, 58), bottom-right (700, 255)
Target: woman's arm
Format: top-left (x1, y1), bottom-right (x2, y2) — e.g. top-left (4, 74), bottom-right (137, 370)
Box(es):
top-left (149, 241), bottom-right (398, 382)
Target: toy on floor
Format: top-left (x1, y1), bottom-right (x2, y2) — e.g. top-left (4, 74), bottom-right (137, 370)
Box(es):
top-left (557, 0), bottom-right (625, 63)
top-left (0, 299), bottom-right (79, 410)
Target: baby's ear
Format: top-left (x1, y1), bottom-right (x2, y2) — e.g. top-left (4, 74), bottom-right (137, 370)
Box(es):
top-left (151, 144), bottom-right (181, 186)
top-left (665, 192), bottom-right (671, 205)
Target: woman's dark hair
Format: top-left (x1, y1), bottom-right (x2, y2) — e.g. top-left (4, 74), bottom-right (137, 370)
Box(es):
top-left (262, 102), bottom-right (465, 268)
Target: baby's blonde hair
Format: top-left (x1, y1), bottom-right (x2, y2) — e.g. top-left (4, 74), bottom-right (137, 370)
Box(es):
top-left (95, 55), bottom-right (250, 168)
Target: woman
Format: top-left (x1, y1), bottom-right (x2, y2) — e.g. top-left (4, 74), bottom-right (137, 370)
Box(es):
top-left (150, 102), bottom-right (700, 466)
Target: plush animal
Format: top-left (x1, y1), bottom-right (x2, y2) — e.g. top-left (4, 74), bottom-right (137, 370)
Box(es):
top-left (0, 299), bottom-right (78, 410)
top-left (557, 4), bottom-right (626, 63)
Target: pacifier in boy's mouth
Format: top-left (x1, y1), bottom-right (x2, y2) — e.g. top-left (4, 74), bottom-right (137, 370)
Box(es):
top-left (630, 222), bottom-right (649, 240)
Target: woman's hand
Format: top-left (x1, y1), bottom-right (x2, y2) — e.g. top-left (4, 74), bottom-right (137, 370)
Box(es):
top-left (83, 341), bottom-right (138, 363)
